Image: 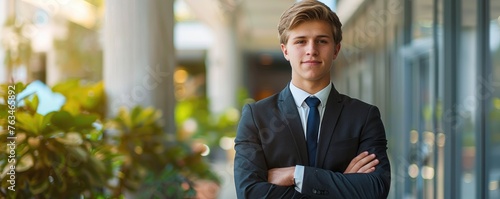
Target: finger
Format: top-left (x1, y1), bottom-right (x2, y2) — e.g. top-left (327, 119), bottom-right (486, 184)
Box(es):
top-left (365, 167), bottom-right (376, 173)
top-left (358, 159), bottom-right (379, 173)
top-left (345, 151), bottom-right (369, 173)
top-left (351, 154), bottom-right (376, 172)
top-left (345, 152), bottom-right (369, 173)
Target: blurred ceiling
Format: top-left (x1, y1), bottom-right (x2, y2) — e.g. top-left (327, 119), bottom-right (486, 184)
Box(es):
top-left (180, 0), bottom-right (296, 52)
top-left (238, 0), bottom-right (295, 51)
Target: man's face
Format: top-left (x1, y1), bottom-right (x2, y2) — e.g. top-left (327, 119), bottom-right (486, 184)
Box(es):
top-left (281, 20), bottom-right (341, 86)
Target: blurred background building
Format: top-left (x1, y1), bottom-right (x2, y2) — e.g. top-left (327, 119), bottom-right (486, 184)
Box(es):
top-left (1, 0), bottom-right (499, 198)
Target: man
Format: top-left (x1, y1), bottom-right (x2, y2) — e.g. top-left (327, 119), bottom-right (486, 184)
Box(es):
top-left (234, 0), bottom-right (391, 198)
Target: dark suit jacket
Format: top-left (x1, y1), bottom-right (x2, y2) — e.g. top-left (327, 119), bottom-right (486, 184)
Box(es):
top-left (234, 84), bottom-right (391, 199)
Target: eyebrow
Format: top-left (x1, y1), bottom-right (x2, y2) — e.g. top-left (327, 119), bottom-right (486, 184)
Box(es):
top-left (291, 35), bottom-right (332, 40)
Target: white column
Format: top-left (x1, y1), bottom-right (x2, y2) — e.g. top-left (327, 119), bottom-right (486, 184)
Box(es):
top-left (206, 23), bottom-right (242, 114)
top-left (104, 0), bottom-right (176, 133)
top-left (184, 0), bottom-right (243, 114)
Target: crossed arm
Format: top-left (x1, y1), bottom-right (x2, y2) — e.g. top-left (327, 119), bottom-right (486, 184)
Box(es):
top-left (268, 151), bottom-right (379, 186)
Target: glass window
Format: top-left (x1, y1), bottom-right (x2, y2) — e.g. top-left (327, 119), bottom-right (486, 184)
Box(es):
top-left (435, 0), bottom-right (444, 198)
top-left (488, 1), bottom-right (500, 199)
top-left (458, 0), bottom-right (478, 198)
top-left (408, 0), bottom-right (439, 198)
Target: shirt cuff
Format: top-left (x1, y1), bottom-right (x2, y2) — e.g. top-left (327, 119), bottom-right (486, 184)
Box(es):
top-left (294, 165), bottom-right (305, 193)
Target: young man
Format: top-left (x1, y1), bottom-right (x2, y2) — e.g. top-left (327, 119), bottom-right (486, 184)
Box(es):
top-left (234, 0), bottom-right (391, 198)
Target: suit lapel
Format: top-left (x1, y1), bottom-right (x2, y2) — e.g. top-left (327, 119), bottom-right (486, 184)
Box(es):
top-left (316, 84), bottom-right (344, 167)
top-left (277, 85), bottom-right (309, 165)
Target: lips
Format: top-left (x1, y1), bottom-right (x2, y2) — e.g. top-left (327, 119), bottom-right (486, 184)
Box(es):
top-left (302, 60), bottom-right (322, 64)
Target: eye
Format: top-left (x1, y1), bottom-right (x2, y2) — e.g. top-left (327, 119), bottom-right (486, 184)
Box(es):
top-left (317, 40), bottom-right (329, 44)
top-left (294, 40), bottom-right (306, 44)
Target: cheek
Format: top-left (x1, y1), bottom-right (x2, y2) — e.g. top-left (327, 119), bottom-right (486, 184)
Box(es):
top-left (290, 50), bottom-right (304, 59)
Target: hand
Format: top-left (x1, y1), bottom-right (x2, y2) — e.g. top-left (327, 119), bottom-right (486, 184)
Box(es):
top-left (268, 166), bottom-right (295, 186)
top-left (344, 151), bottom-right (379, 174)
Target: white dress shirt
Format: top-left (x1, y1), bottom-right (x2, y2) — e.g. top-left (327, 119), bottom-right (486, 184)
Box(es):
top-left (289, 82), bottom-right (332, 193)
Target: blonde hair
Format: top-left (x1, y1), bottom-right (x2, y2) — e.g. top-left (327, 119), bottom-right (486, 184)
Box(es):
top-left (278, 0), bottom-right (342, 45)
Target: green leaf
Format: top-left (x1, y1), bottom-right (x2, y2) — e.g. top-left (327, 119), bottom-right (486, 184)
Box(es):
top-left (81, 81), bottom-right (104, 109)
top-left (73, 114), bottom-right (97, 129)
top-left (16, 112), bottom-right (44, 135)
top-left (52, 79), bottom-right (80, 94)
top-left (51, 111), bottom-right (74, 130)
top-left (0, 104), bottom-right (7, 119)
top-left (88, 129), bottom-right (104, 141)
top-left (41, 112), bottom-right (55, 132)
top-left (117, 107), bottom-right (133, 129)
top-left (130, 106), bottom-right (142, 125)
top-left (24, 94), bottom-right (39, 111)
top-left (14, 82), bottom-right (26, 94)
top-left (133, 107), bottom-right (160, 127)
top-left (61, 99), bottom-right (81, 116)
top-left (175, 100), bottom-right (194, 124)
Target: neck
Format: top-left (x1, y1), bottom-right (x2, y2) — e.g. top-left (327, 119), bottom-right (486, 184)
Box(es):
top-left (291, 79), bottom-right (330, 94)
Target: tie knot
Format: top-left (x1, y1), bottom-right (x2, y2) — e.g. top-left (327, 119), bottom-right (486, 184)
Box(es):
top-left (305, 96), bottom-right (320, 108)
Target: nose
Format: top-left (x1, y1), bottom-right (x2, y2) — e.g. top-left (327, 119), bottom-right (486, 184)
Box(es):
top-left (306, 42), bottom-right (318, 56)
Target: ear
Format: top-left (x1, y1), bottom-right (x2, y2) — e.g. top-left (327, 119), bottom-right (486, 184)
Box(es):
top-left (332, 43), bottom-right (341, 60)
top-left (281, 43), bottom-right (290, 61)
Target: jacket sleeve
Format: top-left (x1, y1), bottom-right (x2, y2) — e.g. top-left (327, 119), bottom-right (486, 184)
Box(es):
top-left (301, 106), bottom-right (391, 199)
top-left (234, 104), bottom-right (303, 199)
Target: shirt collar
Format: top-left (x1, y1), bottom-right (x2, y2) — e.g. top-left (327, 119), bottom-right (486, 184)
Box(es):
top-left (289, 82), bottom-right (331, 107)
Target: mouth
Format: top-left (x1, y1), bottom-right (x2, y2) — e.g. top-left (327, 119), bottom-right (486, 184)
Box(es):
top-left (302, 60), bottom-right (322, 64)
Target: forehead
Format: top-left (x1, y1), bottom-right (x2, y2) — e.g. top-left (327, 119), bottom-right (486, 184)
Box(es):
top-left (287, 20), bottom-right (333, 39)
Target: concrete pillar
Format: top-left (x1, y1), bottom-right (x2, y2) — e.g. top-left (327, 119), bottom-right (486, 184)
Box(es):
top-left (206, 23), bottom-right (242, 114)
top-left (184, 0), bottom-right (243, 114)
top-left (104, 0), bottom-right (176, 134)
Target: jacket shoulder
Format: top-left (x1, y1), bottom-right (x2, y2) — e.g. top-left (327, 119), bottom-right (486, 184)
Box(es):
top-left (338, 93), bottom-right (377, 112)
top-left (248, 93), bottom-right (281, 109)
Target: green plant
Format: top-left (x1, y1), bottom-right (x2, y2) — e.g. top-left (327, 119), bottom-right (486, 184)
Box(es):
top-left (107, 106), bottom-right (219, 198)
top-left (0, 80), bottom-right (219, 198)
top-left (0, 82), bottom-right (111, 199)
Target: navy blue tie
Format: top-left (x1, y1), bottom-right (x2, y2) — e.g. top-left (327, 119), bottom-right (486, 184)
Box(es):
top-left (305, 97), bottom-right (320, 166)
